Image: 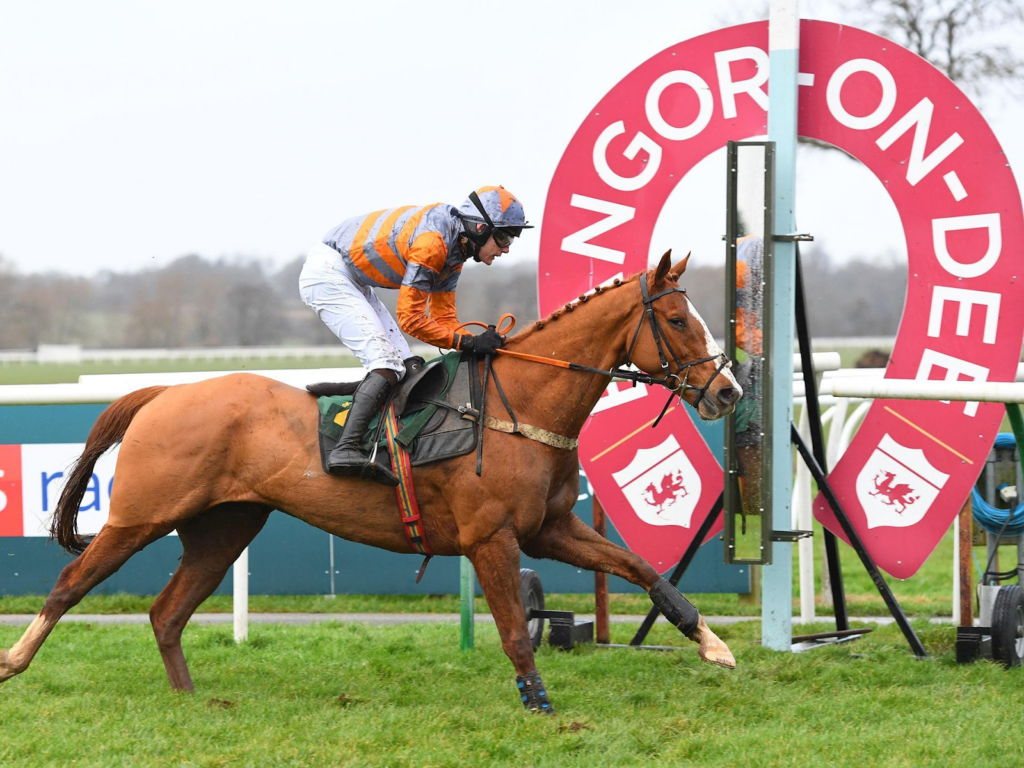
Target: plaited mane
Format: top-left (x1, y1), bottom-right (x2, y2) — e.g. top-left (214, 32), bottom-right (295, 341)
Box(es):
top-left (509, 273), bottom-right (640, 345)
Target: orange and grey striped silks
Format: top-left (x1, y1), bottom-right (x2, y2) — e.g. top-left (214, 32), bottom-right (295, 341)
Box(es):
top-left (322, 204), bottom-right (468, 348)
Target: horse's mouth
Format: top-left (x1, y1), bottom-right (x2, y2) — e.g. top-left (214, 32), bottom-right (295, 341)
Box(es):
top-left (695, 393), bottom-right (738, 421)
top-left (696, 398), bottom-right (723, 421)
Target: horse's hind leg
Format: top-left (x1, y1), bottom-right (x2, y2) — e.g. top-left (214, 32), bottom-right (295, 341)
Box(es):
top-left (522, 513), bottom-right (735, 669)
top-left (149, 503), bottom-right (271, 692)
top-left (465, 528), bottom-right (555, 714)
top-left (0, 521), bottom-right (172, 684)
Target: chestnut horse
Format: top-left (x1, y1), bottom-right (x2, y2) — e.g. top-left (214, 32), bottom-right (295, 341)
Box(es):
top-left (0, 252), bottom-right (741, 713)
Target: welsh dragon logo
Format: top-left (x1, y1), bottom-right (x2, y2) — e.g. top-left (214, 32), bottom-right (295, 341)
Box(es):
top-left (643, 470), bottom-right (688, 513)
top-left (868, 470), bottom-right (919, 514)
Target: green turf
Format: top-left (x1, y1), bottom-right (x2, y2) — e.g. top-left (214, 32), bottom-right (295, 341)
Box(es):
top-left (1, 619), bottom-right (1021, 767)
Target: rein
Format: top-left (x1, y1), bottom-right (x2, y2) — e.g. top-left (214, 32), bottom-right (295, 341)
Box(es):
top-left (458, 276), bottom-right (737, 460)
top-left (623, 276), bottom-right (732, 426)
top-left (463, 278), bottom-right (731, 428)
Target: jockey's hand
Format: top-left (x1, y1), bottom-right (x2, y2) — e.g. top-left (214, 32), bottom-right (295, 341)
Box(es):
top-left (459, 329), bottom-right (505, 356)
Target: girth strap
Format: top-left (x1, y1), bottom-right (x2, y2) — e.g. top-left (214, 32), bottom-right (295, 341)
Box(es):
top-left (483, 416), bottom-right (578, 450)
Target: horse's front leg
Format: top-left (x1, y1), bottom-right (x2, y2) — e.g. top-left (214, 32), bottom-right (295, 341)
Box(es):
top-left (522, 513), bottom-right (735, 669)
top-left (464, 527), bottom-right (555, 715)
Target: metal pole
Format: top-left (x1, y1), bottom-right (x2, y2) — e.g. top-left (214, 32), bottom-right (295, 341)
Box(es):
top-left (958, 497), bottom-right (973, 627)
top-left (792, 426), bottom-right (927, 657)
top-left (460, 555), bottom-right (475, 651)
top-left (763, 0), bottom-right (800, 651)
top-left (795, 247), bottom-right (847, 630)
top-left (630, 494), bottom-right (724, 646)
top-left (233, 547), bottom-right (249, 643)
top-left (592, 497), bottom-right (610, 644)
top-left (952, 513), bottom-right (960, 624)
top-left (328, 534), bottom-right (336, 596)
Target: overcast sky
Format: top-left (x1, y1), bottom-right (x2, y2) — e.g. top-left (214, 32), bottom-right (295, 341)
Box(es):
top-left (1, 1), bottom-right (1021, 277)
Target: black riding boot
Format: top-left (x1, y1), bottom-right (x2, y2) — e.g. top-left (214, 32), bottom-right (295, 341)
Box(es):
top-left (326, 371), bottom-right (399, 487)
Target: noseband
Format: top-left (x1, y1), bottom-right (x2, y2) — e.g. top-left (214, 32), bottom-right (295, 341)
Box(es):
top-left (616, 277), bottom-right (732, 426)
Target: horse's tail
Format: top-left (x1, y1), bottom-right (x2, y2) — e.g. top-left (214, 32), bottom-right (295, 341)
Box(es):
top-left (51, 386), bottom-right (168, 555)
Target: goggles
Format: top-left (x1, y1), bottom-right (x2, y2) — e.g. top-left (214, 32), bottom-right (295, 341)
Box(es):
top-left (492, 228), bottom-right (521, 249)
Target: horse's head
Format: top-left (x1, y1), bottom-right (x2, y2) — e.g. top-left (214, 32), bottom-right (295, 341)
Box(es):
top-left (626, 251), bottom-right (742, 420)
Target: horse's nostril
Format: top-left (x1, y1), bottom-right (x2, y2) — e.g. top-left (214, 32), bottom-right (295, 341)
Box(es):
top-left (718, 387), bottom-right (739, 406)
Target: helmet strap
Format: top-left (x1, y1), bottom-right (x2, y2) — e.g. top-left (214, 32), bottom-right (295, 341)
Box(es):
top-left (459, 234), bottom-right (482, 263)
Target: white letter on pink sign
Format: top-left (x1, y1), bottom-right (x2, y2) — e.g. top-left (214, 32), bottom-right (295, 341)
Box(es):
top-left (932, 213), bottom-right (1002, 278)
top-left (825, 59), bottom-right (897, 130)
top-left (928, 286), bottom-right (1001, 345)
top-left (915, 349), bottom-right (990, 417)
top-left (561, 194), bottom-right (635, 265)
top-left (876, 98), bottom-right (964, 185)
top-left (715, 46), bottom-right (769, 119)
top-left (645, 71), bottom-right (713, 141)
top-left (592, 380), bottom-right (649, 415)
top-left (593, 121), bottom-right (663, 192)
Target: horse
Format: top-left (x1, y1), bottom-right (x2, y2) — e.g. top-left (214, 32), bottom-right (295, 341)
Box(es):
top-left (0, 251), bottom-right (742, 713)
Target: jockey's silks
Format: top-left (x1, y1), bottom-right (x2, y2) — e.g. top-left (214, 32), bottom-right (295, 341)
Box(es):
top-left (322, 204), bottom-right (469, 348)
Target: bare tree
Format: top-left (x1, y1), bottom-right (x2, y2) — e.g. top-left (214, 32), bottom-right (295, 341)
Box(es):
top-left (844, 0), bottom-right (1024, 96)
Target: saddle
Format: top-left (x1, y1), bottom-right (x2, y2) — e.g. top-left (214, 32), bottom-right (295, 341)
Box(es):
top-left (310, 352), bottom-right (481, 471)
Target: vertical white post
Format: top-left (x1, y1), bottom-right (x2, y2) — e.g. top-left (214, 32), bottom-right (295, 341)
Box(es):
top-left (826, 398), bottom-right (851, 467)
top-left (233, 547), bottom-right (249, 643)
top-left (794, 405), bottom-right (815, 623)
top-left (762, 0), bottom-right (800, 650)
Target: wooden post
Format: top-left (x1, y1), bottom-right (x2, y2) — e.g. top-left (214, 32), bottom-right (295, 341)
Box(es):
top-left (592, 497), bottom-right (610, 644)
top-left (959, 496), bottom-right (973, 627)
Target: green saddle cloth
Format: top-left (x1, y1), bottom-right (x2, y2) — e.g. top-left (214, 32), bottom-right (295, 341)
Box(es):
top-left (316, 351), bottom-right (464, 450)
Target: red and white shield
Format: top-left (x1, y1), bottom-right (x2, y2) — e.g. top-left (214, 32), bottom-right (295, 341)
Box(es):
top-left (855, 434), bottom-right (949, 530)
top-left (610, 435), bottom-right (702, 528)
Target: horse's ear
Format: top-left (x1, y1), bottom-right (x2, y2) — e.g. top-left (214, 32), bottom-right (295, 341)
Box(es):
top-left (668, 252), bottom-right (691, 281)
top-left (652, 250), bottom-right (672, 286)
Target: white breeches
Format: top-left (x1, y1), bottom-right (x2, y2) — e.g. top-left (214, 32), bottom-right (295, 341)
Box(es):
top-left (299, 242), bottom-right (412, 376)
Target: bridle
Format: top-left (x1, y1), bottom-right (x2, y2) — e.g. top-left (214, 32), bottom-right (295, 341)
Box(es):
top-left (619, 276), bottom-right (732, 425)
top-left (473, 276), bottom-right (732, 428)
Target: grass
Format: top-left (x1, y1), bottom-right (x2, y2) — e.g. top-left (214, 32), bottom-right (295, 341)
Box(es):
top-left (1, 619), bottom-right (1022, 767)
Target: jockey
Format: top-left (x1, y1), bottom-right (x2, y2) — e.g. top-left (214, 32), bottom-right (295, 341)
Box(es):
top-left (299, 185), bottom-right (532, 485)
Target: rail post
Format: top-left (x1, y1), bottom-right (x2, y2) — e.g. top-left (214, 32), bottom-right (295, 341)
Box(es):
top-left (460, 556), bottom-right (475, 651)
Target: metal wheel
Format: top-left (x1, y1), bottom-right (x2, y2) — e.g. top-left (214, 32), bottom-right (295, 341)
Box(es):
top-left (520, 568), bottom-right (545, 650)
top-left (991, 584), bottom-right (1024, 668)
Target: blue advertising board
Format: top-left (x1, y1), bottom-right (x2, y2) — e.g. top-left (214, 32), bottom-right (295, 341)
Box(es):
top-left (0, 403), bottom-right (749, 597)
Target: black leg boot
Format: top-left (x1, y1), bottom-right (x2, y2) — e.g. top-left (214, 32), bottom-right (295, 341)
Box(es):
top-left (326, 371), bottom-right (399, 486)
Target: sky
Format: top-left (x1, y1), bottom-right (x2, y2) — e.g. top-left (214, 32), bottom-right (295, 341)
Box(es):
top-left (1, 0), bottom-right (1022, 277)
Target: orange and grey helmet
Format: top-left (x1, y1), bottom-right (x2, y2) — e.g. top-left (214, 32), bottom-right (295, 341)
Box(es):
top-left (456, 185), bottom-right (532, 249)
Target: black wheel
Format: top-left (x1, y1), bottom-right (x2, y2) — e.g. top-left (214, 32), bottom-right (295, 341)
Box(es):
top-left (991, 585), bottom-right (1024, 668)
top-left (520, 568), bottom-right (545, 650)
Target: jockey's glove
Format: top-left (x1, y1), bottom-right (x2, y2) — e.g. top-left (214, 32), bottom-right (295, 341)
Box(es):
top-left (458, 329), bottom-right (505, 356)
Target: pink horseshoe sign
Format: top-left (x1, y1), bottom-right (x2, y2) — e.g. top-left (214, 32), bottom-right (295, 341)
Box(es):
top-left (539, 20), bottom-right (1024, 578)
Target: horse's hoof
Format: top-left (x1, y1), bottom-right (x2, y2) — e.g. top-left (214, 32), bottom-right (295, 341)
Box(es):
top-left (516, 670), bottom-right (555, 714)
top-left (699, 643), bottom-right (737, 669)
top-left (689, 617), bottom-right (736, 670)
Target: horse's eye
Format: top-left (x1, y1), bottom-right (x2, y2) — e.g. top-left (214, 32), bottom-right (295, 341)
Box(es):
top-left (669, 317), bottom-right (687, 329)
